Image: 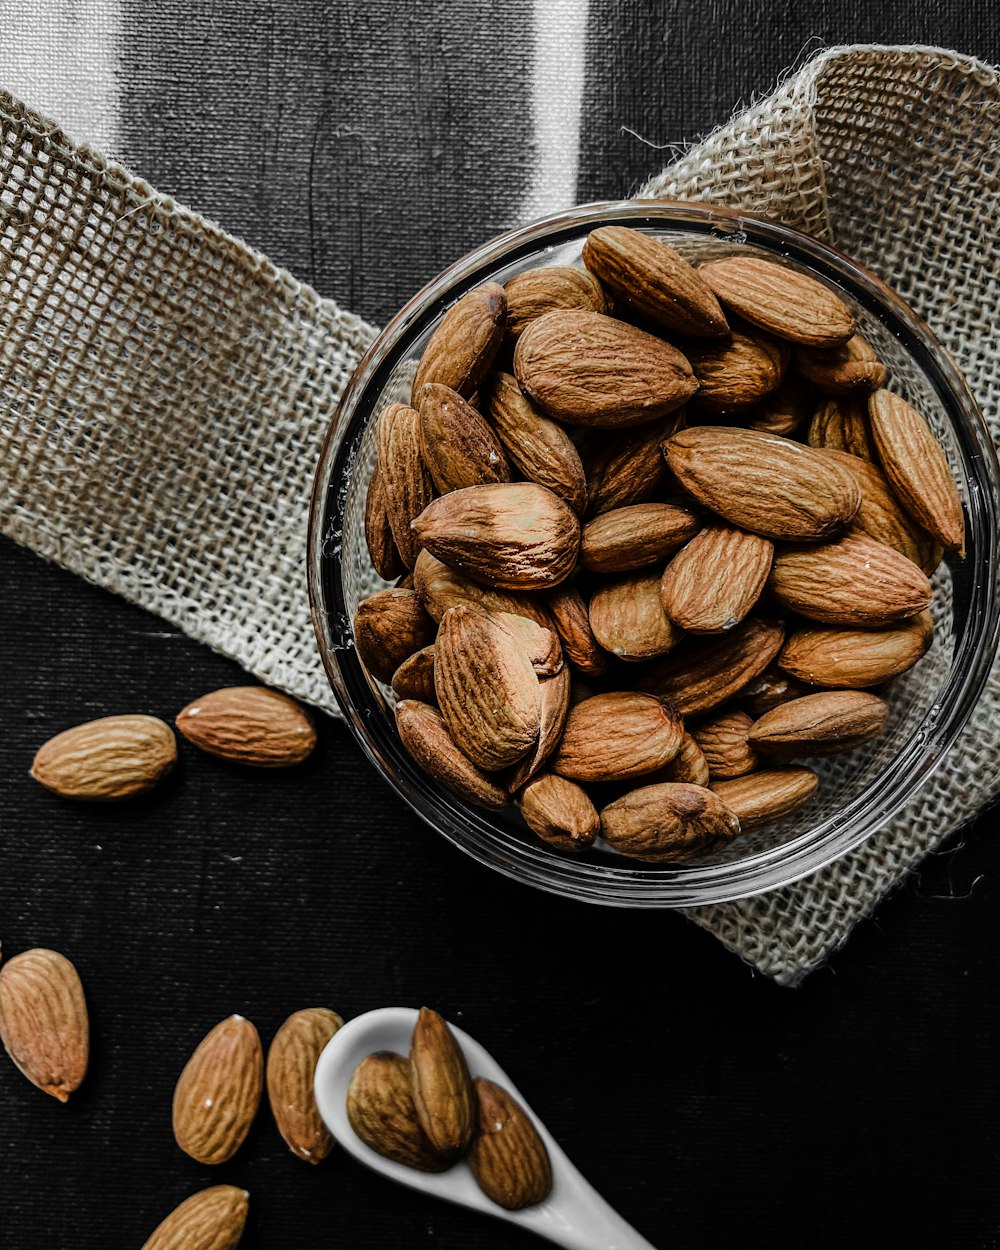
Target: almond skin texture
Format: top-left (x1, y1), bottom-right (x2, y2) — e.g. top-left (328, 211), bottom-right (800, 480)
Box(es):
top-left (778, 613), bottom-right (933, 689)
top-left (744, 374), bottom-right (816, 437)
top-left (412, 482), bottom-right (581, 591)
top-left (418, 383), bottom-right (511, 494)
top-left (0, 949), bottom-right (88, 1102)
top-left (413, 549), bottom-right (552, 628)
top-left (699, 256), bottom-right (854, 347)
top-left (176, 688), bottom-right (316, 768)
top-left (395, 701), bottom-right (510, 810)
top-left (589, 572), bottom-right (683, 662)
top-left (140, 1185), bottom-right (249, 1250)
top-left (412, 282), bottom-right (507, 398)
top-left (748, 690), bottom-right (888, 756)
top-left (660, 524), bottom-right (773, 633)
top-left (581, 412), bottom-right (684, 514)
top-left (365, 462), bottom-right (405, 580)
top-left (711, 767), bottom-right (819, 830)
top-left (740, 667), bottom-right (812, 717)
top-left (692, 711), bottom-right (759, 779)
top-left (869, 389), bottom-right (965, 554)
top-left (601, 782), bottom-right (740, 862)
top-left (638, 618), bottom-right (786, 716)
top-left (391, 645), bottom-right (437, 704)
top-left (31, 714), bottom-right (177, 801)
top-left (580, 502), bottom-right (700, 573)
top-left (409, 1008), bottom-right (476, 1157)
top-left (468, 1078), bottom-right (552, 1210)
top-left (550, 691), bottom-right (684, 782)
top-left (354, 588), bottom-right (437, 683)
top-left (807, 395), bottom-right (876, 461)
top-left (544, 584), bottom-right (609, 677)
top-left (376, 401), bottom-right (436, 567)
top-left (492, 612), bottom-right (563, 677)
top-left (483, 372), bottom-right (588, 516)
top-left (503, 266), bottom-right (607, 340)
top-left (654, 731), bottom-right (711, 787)
top-left (504, 667), bottom-right (571, 792)
top-left (347, 1051), bottom-right (450, 1172)
top-left (686, 330), bottom-right (789, 414)
top-left (518, 771), bottom-right (600, 851)
top-left (664, 426), bottom-right (861, 541)
top-left (435, 605), bottom-right (541, 771)
top-left (266, 1008), bottom-right (343, 1164)
top-left (797, 335), bottom-right (887, 395)
top-left (514, 309), bottom-right (697, 427)
top-left (769, 534), bottom-right (932, 627)
top-left (173, 1016), bottom-right (263, 1166)
top-left (581, 226), bottom-right (728, 337)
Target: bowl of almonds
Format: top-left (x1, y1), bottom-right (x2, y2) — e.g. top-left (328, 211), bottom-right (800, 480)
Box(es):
top-left (308, 200), bottom-right (999, 906)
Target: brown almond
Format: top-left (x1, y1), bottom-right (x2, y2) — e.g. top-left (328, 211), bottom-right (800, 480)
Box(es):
top-left (601, 782), bottom-right (740, 862)
top-left (412, 549), bottom-right (552, 628)
top-left (392, 645), bottom-right (437, 704)
top-left (660, 524), bottom-right (773, 633)
top-left (176, 688), bottom-right (316, 768)
top-left (417, 383), bottom-right (511, 494)
top-left (354, 588), bottom-right (437, 683)
top-left (653, 731), bottom-right (711, 787)
top-left (493, 612), bottom-right (562, 677)
top-left (410, 1007), bottom-right (476, 1157)
top-left (504, 667), bottom-right (572, 792)
top-left (807, 395), bottom-right (876, 461)
top-left (778, 613), bottom-right (933, 689)
top-left (550, 691), bottom-right (684, 783)
top-left (869, 389), bottom-right (965, 554)
top-left (376, 402), bottom-right (437, 567)
top-left (435, 605), bottom-right (541, 771)
top-left (483, 372), bottom-right (588, 515)
top-left (692, 711), bottom-right (759, 779)
top-left (744, 374), bottom-right (816, 437)
top-left (740, 667), bottom-right (812, 717)
top-left (796, 334), bottom-right (887, 395)
top-left (769, 534), bottom-right (932, 627)
top-left (686, 330), bottom-right (789, 414)
top-left (664, 426), bottom-right (861, 541)
top-left (581, 412), bottom-right (684, 514)
top-left (581, 226), bottom-right (728, 337)
top-left (365, 462), bottom-right (406, 580)
top-left (503, 266), bottom-right (607, 340)
top-left (412, 483), bottom-right (581, 590)
top-left (347, 1051), bottom-right (450, 1172)
top-left (412, 282), bottom-right (507, 398)
top-left (699, 256), bottom-right (854, 347)
top-left (0, 949), bottom-right (88, 1102)
top-left (173, 1016), bottom-right (263, 1166)
top-left (518, 771), bottom-right (600, 851)
top-left (395, 701), bottom-right (509, 810)
top-left (748, 690), bottom-right (888, 756)
top-left (637, 618), bottom-right (786, 716)
top-left (711, 767), bottom-right (819, 830)
top-left (544, 584), bottom-right (609, 677)
top-left (514, 309), bottom-right (697, 427)
top-left (140, 1186), bottom-right (249, 1250)
top-left (468, 1078), bottom-right (552, 1209)
top-left (266, 1008), bottom-right (343, 1164)
top-left (580, 502), bottom-right (700, 573)
top-left (589, 573), bottom-right (683, 662)
top-left (30, 714), bottom-right (177, 801)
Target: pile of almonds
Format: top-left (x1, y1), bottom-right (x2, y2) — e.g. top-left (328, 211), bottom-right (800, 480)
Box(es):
top-left (356, 225), bottom-right (964, 864)
top-left (348, 1007), bottom-right (552, 1210)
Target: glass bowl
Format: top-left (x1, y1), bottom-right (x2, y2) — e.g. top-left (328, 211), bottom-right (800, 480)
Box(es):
top-left (308, 200), bottom-right (1000, 907)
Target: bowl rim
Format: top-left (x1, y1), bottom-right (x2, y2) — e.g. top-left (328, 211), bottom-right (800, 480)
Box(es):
top-left (308, 199), bottom-right (1000, 908)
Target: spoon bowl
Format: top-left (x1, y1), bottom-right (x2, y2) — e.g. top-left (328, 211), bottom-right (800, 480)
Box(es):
top-left (314, 1007), bottom-right (659, 1249)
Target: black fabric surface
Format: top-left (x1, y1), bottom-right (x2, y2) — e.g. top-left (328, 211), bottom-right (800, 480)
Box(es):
top-left (3, 6), bottom-right (1000, 1248)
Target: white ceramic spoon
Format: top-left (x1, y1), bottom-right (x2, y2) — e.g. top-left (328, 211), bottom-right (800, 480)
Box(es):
top-left (314, 1007), bottom-right (659, 1250)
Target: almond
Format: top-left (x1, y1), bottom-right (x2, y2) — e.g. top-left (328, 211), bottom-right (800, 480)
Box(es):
top-left (686, 330), bottom-right (789, 414)
top-left (503, 266), bottom-right (607, 340)
top-left (744, 374), bottom-right (816, 437)
top-left (468, 1077), bottom-right (552, 1209)
top-left (412, 549), bottom-right (552, 628)
top-left (173, 1016), bottom-right (263, 1166)
top-left (412, 282), bottom-right (507, 398)
top-left (653, 731), bottom-right (711, 787)
top-left (492, 612), bottom-right (562, 677)
top-left (550, 691), bottom-right (683, 782)
top-left (699, 256), bottom-right (854, 347)
top-left (392, 645), bottom-right (437, 704)
top-left (580, 502), bottom-right (700, 573)
top-left (409, 1008), bottom-right (476, 1157)
top-left (637, 618), bottom-right (785, 716)
top-left (768, 534), bottom-right (932, 626)
top-left (417, 383), bottom-right (511, 494)
top-left (176, 688), bottom-right (316, 768)
top-left (589, 572), bottom-right (682, 662)
top-left (365, 462), bottom-right (405, 580)
top-left (543, 584), bottom-right (609, 676)
top-left (692, 711), bottom-right (759, 779)
top-left (435, 605), bottom-right (541, 770)
top-left (711, 767), bottom-right (819, 830)
top-left (581, 226), bottom-right (728, 337)
top-left (513, 309), bottom-right (697, 427)
top-left (778, 613), bottom-right (933, 688)
top-left (412, 483), bottom-right (581, 590)
top-left (140, 1186), bottom-right (249, 1250)
top-left (266, 1008), bottom-right (343, 1164)
top-left (504, 667), bottom-right (572, 792)
top-left (664, 426), bottom-right (861, 541)
top-left (483, 372), bottom-right (587, 515)
top-left (868, 389), bottom-right (965, 554)
top-left (600, 782), bottom-right (740, 862)
top-left (518, 771), bottom-right (600, 851)
top-left (0, 949), bottom-right (88, 1102)
top-left (347, 1051), bottom-right (450, 1172)
top-left (395, 700), bottom-right (510, 810)
top-left (807, 395), bottom-right (876, 461)
top-left (739, 667), bottom-right (812, 717)
top-left (660, 524), bottom-right (773, 633)
top-left (748, 690), bottom-right (888, 756)
top-left (581, 412), bottom-right (684, 514)
top-left (354, 588), bottom-right (437, 683)
top-left (30, 714), bottom-right (177, 801)
top-left (796, 334), bottom-right (887, 395)
top-left (376, 402), bottom-right (437, 567)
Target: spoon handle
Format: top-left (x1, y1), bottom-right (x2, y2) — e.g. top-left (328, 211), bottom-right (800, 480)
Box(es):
top-left (536, 1152), bottom-right (660, 1250)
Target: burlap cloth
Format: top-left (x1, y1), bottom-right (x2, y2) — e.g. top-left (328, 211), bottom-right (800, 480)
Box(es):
top-left (0, 44), bottom-right (997, 984)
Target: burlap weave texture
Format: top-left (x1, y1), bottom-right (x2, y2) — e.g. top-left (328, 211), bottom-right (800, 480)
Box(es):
top-left (0, 45), bottom-right (996, 983)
